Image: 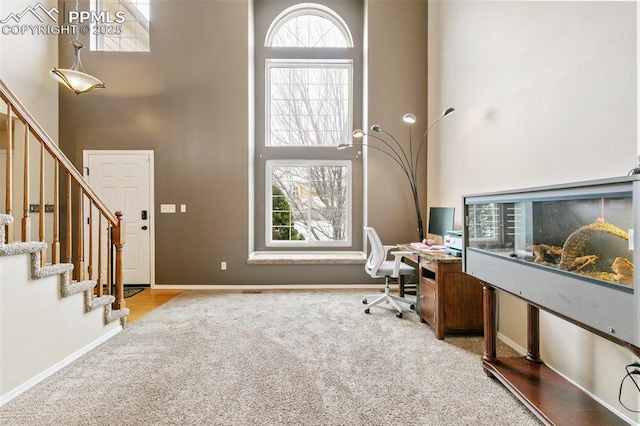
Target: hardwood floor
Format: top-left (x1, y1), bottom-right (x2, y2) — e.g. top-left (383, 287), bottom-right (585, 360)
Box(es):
top-left (123, 288), bottom-right (183, 324)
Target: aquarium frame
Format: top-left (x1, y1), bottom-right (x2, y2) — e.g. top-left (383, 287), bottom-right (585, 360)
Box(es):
top-left (463, 175), bottom-right (640, 349)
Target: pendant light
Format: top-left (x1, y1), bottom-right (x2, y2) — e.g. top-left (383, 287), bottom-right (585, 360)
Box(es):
top-left (49, 0), bottom-right (105, 94)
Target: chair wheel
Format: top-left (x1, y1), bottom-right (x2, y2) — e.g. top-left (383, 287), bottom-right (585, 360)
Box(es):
top-left (362, 298), bottom-right (368, 304)
top-left (396, 312), bottom-right (403, 318)
top-left (410, 304), bottom-right (415, 310)
top-left (364, 308), bottom-right (370, 314)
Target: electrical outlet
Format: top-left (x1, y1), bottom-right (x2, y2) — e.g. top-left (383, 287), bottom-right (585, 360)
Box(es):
top-left (221, 261), bottom-right (227, 271)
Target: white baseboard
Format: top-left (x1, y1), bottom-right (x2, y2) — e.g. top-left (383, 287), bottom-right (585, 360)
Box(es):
top-left (497, 331), bottom-right (527, 356)
top-left (0, 325), bottom-right (123, 407)
top-left (150, 283), bottom-right (387, 290)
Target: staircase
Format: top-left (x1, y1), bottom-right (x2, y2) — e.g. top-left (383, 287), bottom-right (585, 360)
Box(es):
top-left (0, 80), bottom-right (129, 406)
top-left (0, 214), bottom-right (128, 324)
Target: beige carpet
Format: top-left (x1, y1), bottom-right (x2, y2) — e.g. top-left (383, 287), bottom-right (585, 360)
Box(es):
top-left (0, 290), bottom-right (540, 425)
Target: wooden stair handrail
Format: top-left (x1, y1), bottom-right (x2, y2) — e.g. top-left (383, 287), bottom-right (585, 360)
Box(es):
top-left (0, 79), bottom-right (117, 225)
top-left (0, 78), bottom-right (126, 310)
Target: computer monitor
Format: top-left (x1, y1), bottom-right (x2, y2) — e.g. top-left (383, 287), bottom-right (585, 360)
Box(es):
top-left (427, 207), bottom-right (455, 238)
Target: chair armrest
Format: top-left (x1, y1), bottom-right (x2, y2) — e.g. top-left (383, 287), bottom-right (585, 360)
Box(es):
top-left (390, 250), bottom-right (413, 277)
top-left (390, 250), bottom-right (413, 257)
top-left (382, 245), bottom-right (396, 256)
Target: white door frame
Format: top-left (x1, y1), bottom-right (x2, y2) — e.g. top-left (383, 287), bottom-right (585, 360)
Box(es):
top-left (83, 149), bottom-right (156, 287)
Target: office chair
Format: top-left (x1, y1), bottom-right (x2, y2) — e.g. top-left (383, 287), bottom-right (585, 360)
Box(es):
top-left (362, 227), bottom-right (416, 318)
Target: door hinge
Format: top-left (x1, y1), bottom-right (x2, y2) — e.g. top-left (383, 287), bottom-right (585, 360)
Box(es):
top-left (84, 167), bottom-right (89, 176)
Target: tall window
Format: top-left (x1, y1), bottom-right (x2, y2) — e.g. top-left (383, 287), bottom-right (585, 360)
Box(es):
top-left (255, 1), bottom-right (363, 250)
top-left (90, 0), bottom-right (150, 52)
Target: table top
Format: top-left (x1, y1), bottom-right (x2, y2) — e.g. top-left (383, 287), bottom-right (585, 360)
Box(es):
top-left (397, 244), bottom-right (462, 263)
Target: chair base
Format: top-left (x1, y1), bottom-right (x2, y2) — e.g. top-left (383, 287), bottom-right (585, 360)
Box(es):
top-left (363, 277), bottom-right (415, 318)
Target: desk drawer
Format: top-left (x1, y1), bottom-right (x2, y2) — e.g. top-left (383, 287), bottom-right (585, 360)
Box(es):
top-left (421, 258), bottom-right (436, 273)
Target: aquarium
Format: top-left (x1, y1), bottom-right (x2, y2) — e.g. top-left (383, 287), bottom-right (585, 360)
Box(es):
top-left (463, 176), bottom-right (639, 347)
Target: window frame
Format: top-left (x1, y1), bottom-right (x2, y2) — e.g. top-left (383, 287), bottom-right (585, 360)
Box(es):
top-left (253, 0), bottom-right (364, 253)
top-left (265, 159), bottom-right (352, 247)
top-left (90, 0), bottom-right (150, 52)
top-left (265, 58), bottom-right (354, 148)
top-left (264, 3), bottom-right (354, 48)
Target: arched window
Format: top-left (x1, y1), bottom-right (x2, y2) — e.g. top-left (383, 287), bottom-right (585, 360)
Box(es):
top-left (265, 4), bottom-right (353, 48)
top-left (253, 1), bottom-right (363, 250)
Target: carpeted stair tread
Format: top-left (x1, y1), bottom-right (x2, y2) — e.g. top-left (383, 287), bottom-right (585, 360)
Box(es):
top-left (0, 213), bottom-right (14, 226)
top-left (32, 262), bottom-right (74, 279)
top-left (0, 213), bottom-right (129, 327)
top-left (0, 241), bottom-right (47, 257)
top-left (106, 306), bottom-right (130, 325)
top-left (61, 279), bottom-right (97, 296)
top-left (88, 294), bottom-right (115, 311)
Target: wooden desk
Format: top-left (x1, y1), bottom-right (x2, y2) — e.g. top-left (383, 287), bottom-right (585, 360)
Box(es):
top-left (401, 247), bottom-right (484, 339)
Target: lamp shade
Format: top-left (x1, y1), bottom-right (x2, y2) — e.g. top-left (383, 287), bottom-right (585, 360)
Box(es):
top-left (50, 40), bottom-right (105, 95)
top-left (50, 68), bottom-right (105, 95)
top-left (402, 113), bottom-right (416, 124)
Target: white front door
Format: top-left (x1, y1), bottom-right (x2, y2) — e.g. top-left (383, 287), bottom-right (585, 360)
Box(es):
top-left (84, 150), bottom-right (154, 285)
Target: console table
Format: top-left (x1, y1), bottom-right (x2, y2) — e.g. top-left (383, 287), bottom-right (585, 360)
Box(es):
top-left (482, 284), bottom-right (628, 425)
top-left (401, 247), bottom-right (483, 339)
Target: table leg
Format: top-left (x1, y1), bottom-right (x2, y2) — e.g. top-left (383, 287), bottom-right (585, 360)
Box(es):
top-left (526, 304), bottom-right (542, 364)
top-left (482, 283), bottom-right (497, 376)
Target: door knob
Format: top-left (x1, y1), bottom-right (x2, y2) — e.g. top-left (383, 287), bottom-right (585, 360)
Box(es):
top-left (142, 226), bottom-right (148, 230)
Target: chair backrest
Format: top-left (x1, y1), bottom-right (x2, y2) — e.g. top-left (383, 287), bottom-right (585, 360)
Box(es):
top-left (364, 227), bottom-right (385, 278)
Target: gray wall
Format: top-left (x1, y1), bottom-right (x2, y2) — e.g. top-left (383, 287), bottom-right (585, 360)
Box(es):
top-left (58, 0), bottom-right (429, 285)
top-left (366, 0), bottom-right (431, 245)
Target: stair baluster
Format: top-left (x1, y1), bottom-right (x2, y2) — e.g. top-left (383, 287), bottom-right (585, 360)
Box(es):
top-left (0, 78), bottom-right (127, 324)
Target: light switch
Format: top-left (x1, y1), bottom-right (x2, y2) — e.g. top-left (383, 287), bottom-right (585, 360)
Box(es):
top-left (160, 204), bottom-right (176, 213)
top-left (180, 204), bottom-right (187, 213)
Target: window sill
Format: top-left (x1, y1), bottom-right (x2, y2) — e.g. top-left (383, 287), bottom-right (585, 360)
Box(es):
top-left (247, 251), bottom-right (366, 265)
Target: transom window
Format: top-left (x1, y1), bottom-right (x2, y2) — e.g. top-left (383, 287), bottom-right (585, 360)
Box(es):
top-left (90, 0), bottom-right (150, 52)
top-left (266, 3), bottom-right (353, 48)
